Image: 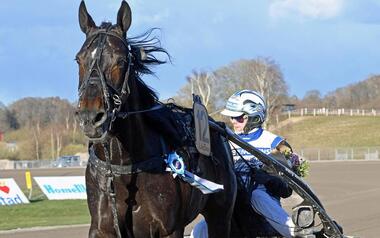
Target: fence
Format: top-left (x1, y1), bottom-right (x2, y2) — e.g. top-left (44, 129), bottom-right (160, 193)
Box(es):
top-left (0, 159), bottom-right (88, 170)
top-left (284, 108), bottom-right (379, 117)
top-left (1, 147), bottom-right (379, 169)
top-left (298, 147), bottom-right (380, 161)
top-left (0, 152), bottom-right (89, 169)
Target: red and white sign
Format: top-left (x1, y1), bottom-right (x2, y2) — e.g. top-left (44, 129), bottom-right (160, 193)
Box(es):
top-left (0, 178), bottom-right (30, 206)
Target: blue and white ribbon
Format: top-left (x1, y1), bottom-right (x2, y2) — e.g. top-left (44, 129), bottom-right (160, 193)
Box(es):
top-left (165, 152), bottom-right (224, 194)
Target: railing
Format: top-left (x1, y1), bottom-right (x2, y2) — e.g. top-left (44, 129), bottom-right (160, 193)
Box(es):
top-left (0, 159), bottom-right (87, 170)
top-left (284, 108), bottom-right (379, 117)
top-left (297, 147), bottom-right (380, 161)
top-left (1, 147), bottom-right (379, 169)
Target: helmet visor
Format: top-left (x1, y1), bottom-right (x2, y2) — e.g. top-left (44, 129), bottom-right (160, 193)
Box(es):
top-left (220, 108), bottom-right (245, 117)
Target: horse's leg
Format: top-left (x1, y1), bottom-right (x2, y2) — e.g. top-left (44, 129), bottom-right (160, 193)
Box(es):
top-left (201, 134), bottom-right (237, 238)
top-left (203, 204), bottom-right (234, 238)
top-left (202, 180), bottom-right (236, 238)
top-left (86, 165), bottom-right (127, 238)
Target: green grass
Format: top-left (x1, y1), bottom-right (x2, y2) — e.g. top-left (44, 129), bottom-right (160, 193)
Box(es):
top-left (0, 199), bottom-right (90, 230)
top-left (274, 116), bottom-right (380, 149)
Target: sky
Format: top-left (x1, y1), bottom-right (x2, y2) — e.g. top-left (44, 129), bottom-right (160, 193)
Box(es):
top-left (1, 0), bottom-right (380, 105)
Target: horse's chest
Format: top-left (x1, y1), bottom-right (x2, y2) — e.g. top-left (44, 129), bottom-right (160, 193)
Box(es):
top-left (137, 175), bottom-right (179, 207)
top-left (128, 174), bottom-right (183, 235)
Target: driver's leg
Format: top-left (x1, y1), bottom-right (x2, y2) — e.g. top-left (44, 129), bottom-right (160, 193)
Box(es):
top-left (251, 184), bottom-right (295, 238)
top-left (190, 219), bottom-right (208, 238)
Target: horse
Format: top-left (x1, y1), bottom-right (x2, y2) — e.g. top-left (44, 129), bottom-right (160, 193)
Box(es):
top-left (75, 1), bottom-right (237, 237)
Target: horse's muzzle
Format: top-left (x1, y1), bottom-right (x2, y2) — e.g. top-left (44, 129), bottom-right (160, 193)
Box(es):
top-left (76, 109), bottom-right (108, 138)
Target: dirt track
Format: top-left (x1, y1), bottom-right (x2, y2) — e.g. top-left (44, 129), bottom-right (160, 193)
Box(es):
top-left (1, 160), bottom-right (379, 238)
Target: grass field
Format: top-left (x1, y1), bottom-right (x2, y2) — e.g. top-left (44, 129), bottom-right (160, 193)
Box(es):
top-left (274, 116), bottom-right (380, 150)
top-left (0, 199), bottom-right (89, 230)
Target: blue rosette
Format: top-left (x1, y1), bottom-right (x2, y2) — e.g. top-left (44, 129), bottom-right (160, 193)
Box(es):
top-left (166, 152), bottom-right (185, 177)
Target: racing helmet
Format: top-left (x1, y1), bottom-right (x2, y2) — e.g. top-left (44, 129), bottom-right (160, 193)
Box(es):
top-left (221, 90), bottom-right (267, 131)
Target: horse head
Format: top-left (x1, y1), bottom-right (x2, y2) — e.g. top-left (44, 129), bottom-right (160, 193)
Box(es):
top-left (75, 1), bottom-right (133, 140)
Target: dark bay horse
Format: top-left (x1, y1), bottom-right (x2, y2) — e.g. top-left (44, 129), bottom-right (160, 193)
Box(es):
top-left (75, 1), bottom-right (237, 237)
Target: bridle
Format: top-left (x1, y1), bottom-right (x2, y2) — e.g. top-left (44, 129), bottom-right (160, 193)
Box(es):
top-left (78, 26), bottom-right (132, 141)
top-left (78, 26), bottom-right (163, 141)
top-left (79, 26), bottom-right (132, 107)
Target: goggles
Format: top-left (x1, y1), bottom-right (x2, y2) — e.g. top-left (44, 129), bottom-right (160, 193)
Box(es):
top-left (230, 114), bottom-right (247, 123)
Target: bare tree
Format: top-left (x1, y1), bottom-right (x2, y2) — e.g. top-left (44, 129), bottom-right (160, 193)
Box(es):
top-left (301, 90), bottom-right (322, 108)
top-left (33, 123), bottom-right (40, 160)
top-left (56, 133), bottom-right (62, 158)
top-left (188, 71), bottom-right (213, 107)
top-left (174, 70), bottom-right (218, 113)
top-left (213, 58), bottom-right (288, 127)
top-left (72, 117), bottom-right (77, 144)
top-left (50, 128), bottom-right (55, 160)
top-left (173, 58), bottom-right (289, 126)
top-left (303, 75), bottom-right (380, 109)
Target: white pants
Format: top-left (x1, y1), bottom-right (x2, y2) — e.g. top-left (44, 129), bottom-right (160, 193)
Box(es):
top-left (190, 185), bottom-right (295, 238)
top-left (190, 219), bottom-right (208, 238)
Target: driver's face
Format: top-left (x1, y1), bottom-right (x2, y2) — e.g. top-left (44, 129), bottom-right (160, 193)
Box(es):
top-left (230, 114), bottom-right (248, 134)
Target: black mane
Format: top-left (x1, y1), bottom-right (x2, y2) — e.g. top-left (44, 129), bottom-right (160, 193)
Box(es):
top-left (127, 28), bottom-right (170, 105)
top-left (96, 23), bottom-right (169, 107)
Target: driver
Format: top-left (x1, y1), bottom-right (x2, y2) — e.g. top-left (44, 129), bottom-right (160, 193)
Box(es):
top-left (191, 89), bottom-right (306, 238)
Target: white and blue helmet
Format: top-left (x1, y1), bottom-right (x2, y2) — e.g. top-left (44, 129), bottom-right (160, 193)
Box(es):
top-left (221, 90), bottom-right (267, 127)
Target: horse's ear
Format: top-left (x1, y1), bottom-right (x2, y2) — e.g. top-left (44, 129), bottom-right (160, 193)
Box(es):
top-left (79, 1), bottom-right (96, 34)
top-left (117, 1), bottom-right (132, 33)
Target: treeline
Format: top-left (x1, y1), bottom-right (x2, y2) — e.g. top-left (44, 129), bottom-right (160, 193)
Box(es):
top-left (292, 75), bottom-right (380, 109)
top-left (172, 58), bottom-right (380, 124)
top-left (0, 97), bottom-right (86, 161)
top-left (172, 57), bottom-right (288, 127)
top-left (1, 58), bottom-right (380, 160)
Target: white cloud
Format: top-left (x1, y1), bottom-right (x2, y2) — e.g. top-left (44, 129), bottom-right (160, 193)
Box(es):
top-left (269, 0), bottom-right (344, 20)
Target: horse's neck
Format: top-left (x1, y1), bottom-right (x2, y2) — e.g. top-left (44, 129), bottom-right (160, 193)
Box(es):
top-left (120, 98), bottom-right (161, 162)
top-left (127, 74), bottom-right (157, 111)
top-left (92, 125), bottom-right (154, 165)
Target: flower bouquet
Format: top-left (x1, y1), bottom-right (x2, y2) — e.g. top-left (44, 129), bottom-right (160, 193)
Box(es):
top-left (284, 149), bottom-right (310, 178)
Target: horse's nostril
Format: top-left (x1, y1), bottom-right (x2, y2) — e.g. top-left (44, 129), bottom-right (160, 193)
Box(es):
top-left (93, 112), bottom-right (106, 125)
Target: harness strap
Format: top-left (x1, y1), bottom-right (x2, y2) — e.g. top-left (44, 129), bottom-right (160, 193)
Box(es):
top-left (116, 104), bottom-right (164, 119)
top-left (102, 142), bottom-right (122, 238)
top-left (89, 147), bottom-right (166, 175)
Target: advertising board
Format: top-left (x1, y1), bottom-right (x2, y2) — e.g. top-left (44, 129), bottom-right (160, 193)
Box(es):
top-left (0, 178), bottom-right (30, 206)
top-left (34, 176), bottom-right (87, 200)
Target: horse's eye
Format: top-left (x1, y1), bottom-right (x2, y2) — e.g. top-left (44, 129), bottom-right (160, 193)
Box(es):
top-left (118, 59), bottom-right (126, 67)
top-left (111, 61), bottom-right (125, 72)
top-left (111, 65), bottom-right (119, 73)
